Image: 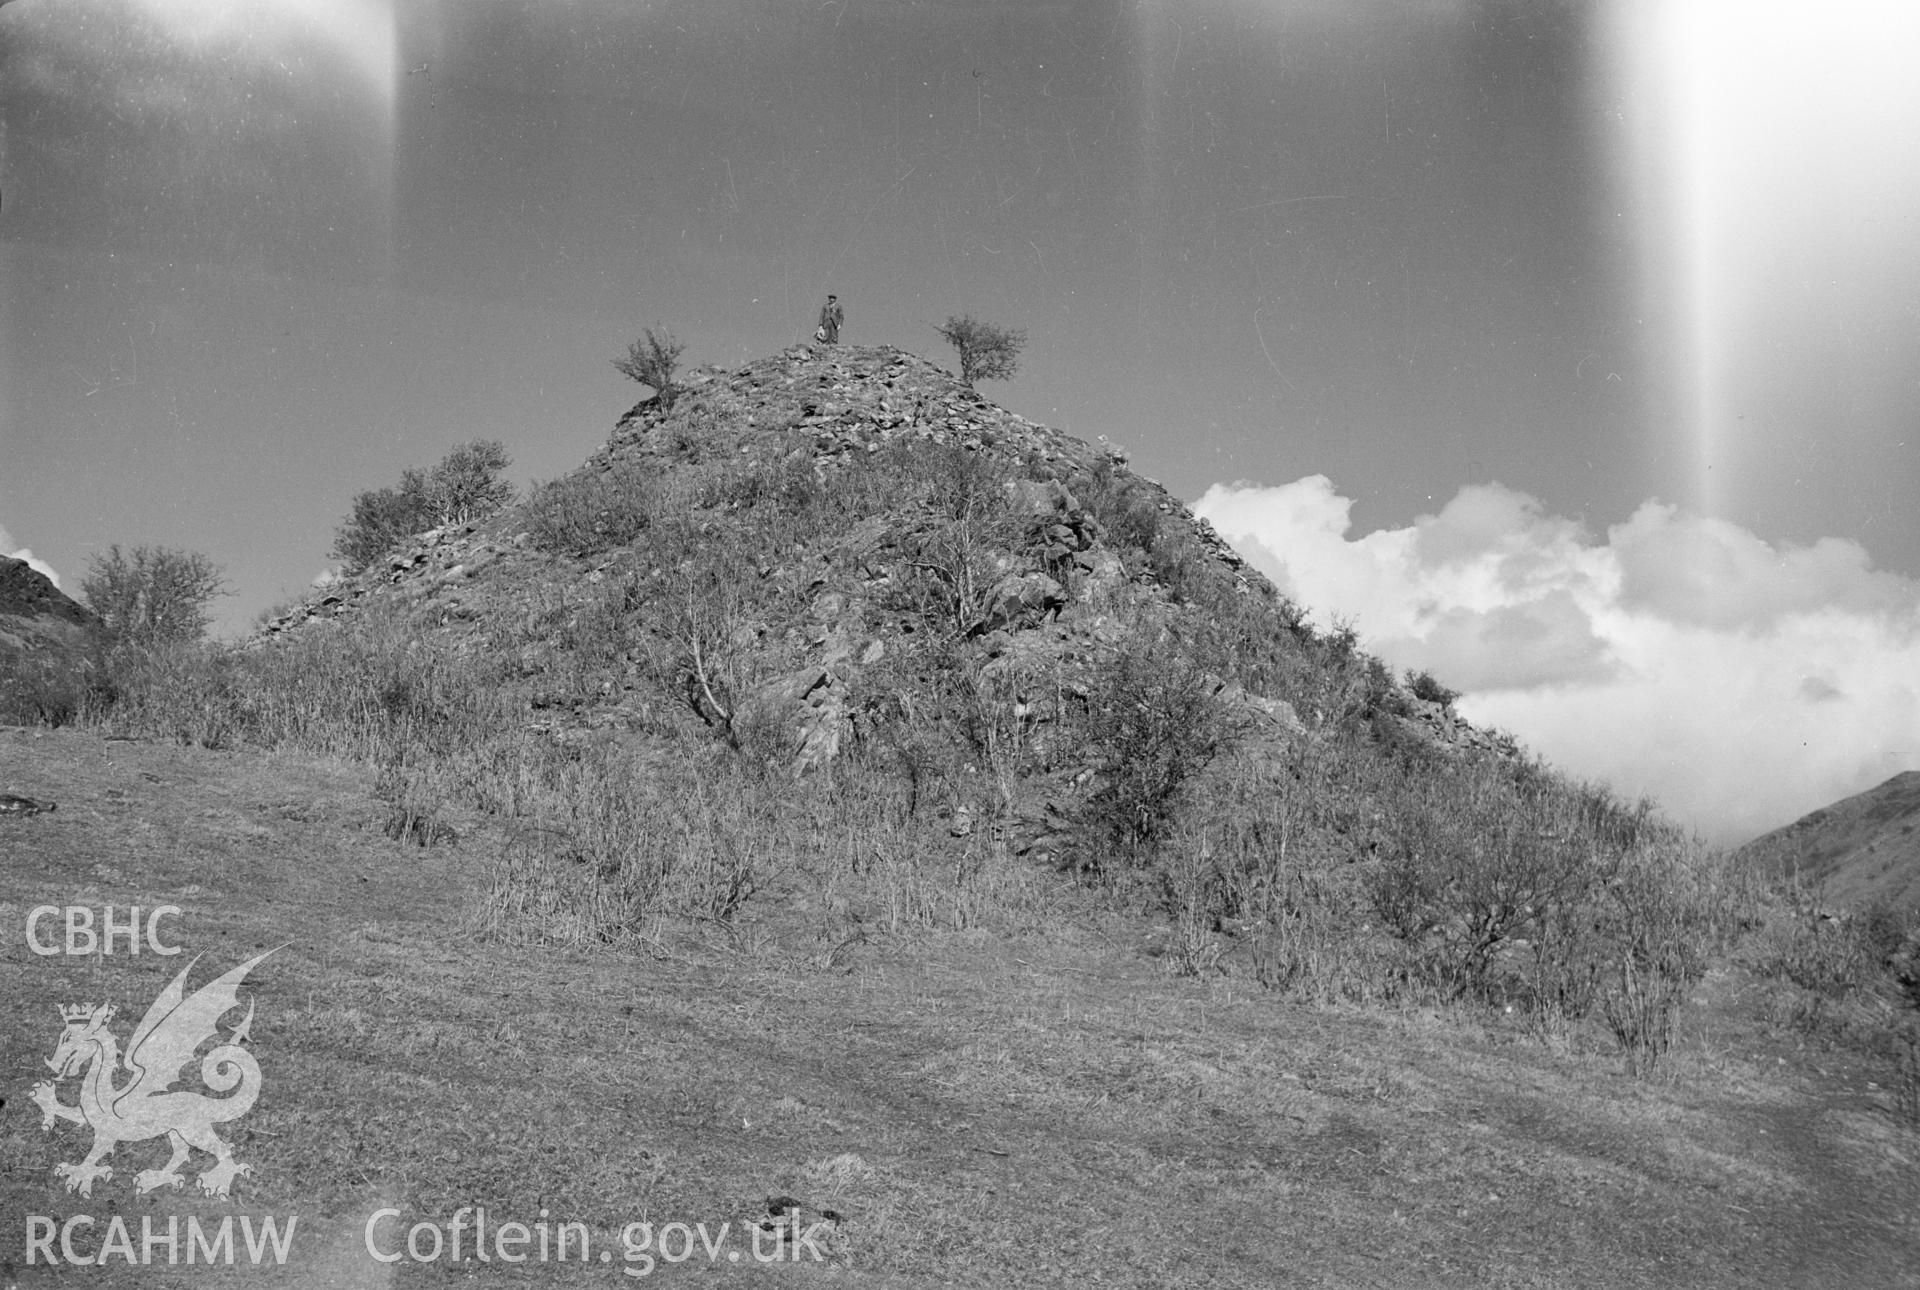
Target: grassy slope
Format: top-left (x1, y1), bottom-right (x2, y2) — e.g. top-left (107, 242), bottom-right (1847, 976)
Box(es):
top-left (1735, 773), bottom-right (1920, 912)
top-left (5, 726), bottom-right (1917, 1288)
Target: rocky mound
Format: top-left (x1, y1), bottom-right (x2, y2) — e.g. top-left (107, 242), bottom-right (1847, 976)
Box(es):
top-left (263, 346), bottom-right (1270, 631)
top-left (256, 342), bottom-right (1507, 861)
top-left (1736, 771), bottom-right (1920, 910)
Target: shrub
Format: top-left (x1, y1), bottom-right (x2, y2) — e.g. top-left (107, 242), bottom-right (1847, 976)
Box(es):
top-left (1365, 759), bottom-right (1595, 997)
top-left (1405, 668), bottom-right (1459, 709)
top-left (431, 439), bottom-right (516, 524)
top-left (1185, 594), bottom-right (1320, 708)
top-left (1597, 860), bottom-right (1706, 1075)
top-left (1755, 896), bottom-right (1914, 1031)
top-left (613, 329), bottom-right (686, 408)
top-left (81, 545), bottom-right (227, 647)
top-left (1077, 458), bottom-right (1161, 555)
top-left (1073, 456), bottom-right (1232, 603)
top-left (0, 649), bottom-right (94, 726)
top-left (892, 519), bottom-right (1011, 638)
top-left (331, 478), bottom-right (428, 573)
top-left (331, 440), bottom-right (515, 573)
top-left (1068, 632), bottom-right (1235, 873)
top-left (936, 315), bottom-right (1026, 386)
top-left (885, 450), bottom-right (1020, 638)
top-left (1274, 616), bottom-right (1373, 730)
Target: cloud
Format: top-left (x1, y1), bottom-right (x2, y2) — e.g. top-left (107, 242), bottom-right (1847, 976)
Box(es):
top-left (1611, 503), bottom-right (1916, 627)
top-left (0, 524), bottom-right (63, 588)
top-left (1194, 478), bottom-right (1920, 845)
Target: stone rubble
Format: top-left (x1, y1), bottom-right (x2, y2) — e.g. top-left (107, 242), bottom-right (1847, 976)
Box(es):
top-left (256, 342), bottom-right (1505, 805)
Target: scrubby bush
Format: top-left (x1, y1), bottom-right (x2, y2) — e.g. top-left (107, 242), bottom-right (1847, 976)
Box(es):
top-left (888, 449), bottom-right (1022, 637)
top-left (1064, 458), bottom-right (1227, 605)
top-left (613, 329), bottom-right (686, 408)
top-left (936, 315), bottom-right (1026, 386)
top-left (1076, 457), bottom-right (1161, 555)
top-left (331, 484), bottom-right (425, 574)
top-left (331, 440), bottom-right (515, 573)
top-left (81, 544), bottom-right (227, 647)
top-left (1066, 632), bottom-right (1236, 873)
top-left (1597, 859), bottom-right (1707, 1074)
top-left (1365, 757), bottom-right (1595, 997)
top-left (431, 440), bottom-right (518, 524)
top-left (82, 640), bottom-right (244, 748)
top-left (1405, 668), bottom-right (1459, 709)
top-left (524, 465), bottom-right (658, 558)
top-left (0, 650), bottom-right (94, 727)
top-left (1275, 616), bottom-right (1378, 730)
top-left (1754, 896), bottom-right (1917, 1046)
top-left (1345, 751), bottom-right (1728, 1071)
top-left (82, 598), bottom-right (514, 759)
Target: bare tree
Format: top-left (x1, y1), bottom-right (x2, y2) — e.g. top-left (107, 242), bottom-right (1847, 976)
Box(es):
top-left (429, 439), bottom-right (514, 524)
top-left (331, 440), bottom-right (515, 573)
top-left (613, 329), bottom-right (687, 408)
top-left (81, 545), bottom-right (228, 646)
top-left (936, 316), bottom-right (1027, 386)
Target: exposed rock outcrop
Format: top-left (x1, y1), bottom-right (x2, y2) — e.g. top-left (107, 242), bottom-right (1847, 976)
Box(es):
top-left (256, 344), bottom-right (1502, 790)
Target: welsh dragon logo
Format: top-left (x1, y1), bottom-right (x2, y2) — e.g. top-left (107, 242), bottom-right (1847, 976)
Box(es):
top-left (28, 950), bottom-right (274, 1199)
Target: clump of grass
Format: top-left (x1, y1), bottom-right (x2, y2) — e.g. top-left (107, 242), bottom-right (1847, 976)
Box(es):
top-left (376, 750), bottom-right (463, 847)
top-left (0, 649), bottom-right (95, 727)
top-left (523, 464), bottom-right (659, 557)
top-left (83, 601), bottom-right (515, 762)
top-left (1897, 1031), bottom-right (1920, 1129)
top-left (461, 731), bottom-right (1054, 946)
top-left (468, 744), bottom-right (769, 943)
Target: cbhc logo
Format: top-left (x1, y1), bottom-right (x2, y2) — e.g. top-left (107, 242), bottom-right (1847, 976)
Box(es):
top-left (26, 906), bottom-right (184, 956)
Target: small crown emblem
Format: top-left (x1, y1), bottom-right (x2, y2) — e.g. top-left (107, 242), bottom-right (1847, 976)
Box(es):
top-left (59, 1003), bottom-right (95, 1023)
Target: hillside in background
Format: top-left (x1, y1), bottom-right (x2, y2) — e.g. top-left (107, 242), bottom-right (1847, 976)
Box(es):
top-left (1736, 772), bottom-right (1920, 910)
top-left (0, 553), bottom-right (100, 724)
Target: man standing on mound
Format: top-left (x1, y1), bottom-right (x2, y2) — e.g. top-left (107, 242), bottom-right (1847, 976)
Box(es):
top-left (816, 294), bottom-right (843, 344)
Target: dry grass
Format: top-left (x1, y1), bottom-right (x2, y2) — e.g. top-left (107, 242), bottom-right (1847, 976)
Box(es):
top-left (3, 728), bottom-right (1917, 1286)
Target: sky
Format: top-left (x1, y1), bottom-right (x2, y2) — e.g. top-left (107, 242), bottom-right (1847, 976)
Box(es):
top-left (0, 0), bottom-right (1914, 845)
